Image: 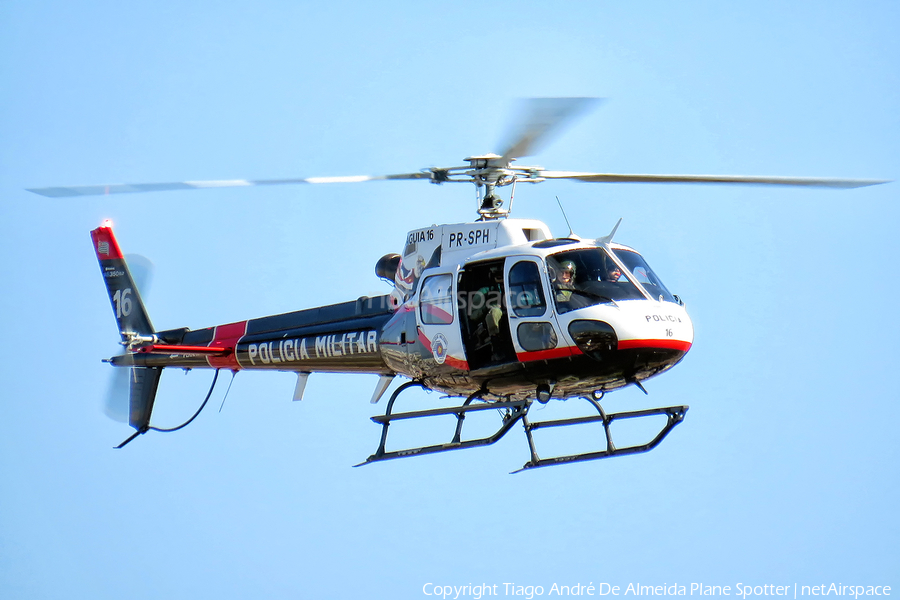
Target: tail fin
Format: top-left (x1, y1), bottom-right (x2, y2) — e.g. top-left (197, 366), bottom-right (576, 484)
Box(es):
top-left (92, 221), bottom-right (161, 444)
top-left (91, 221), bottom-right (155, 343)
top-left (112, 366), bottom-right (163, 446)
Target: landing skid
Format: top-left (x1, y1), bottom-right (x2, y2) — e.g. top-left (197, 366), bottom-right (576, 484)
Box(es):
top-left (354, 382), bottom-right (530, 465)
top-left (514, 399), bottom-right (688, 472)
top-left (355, 381), bottom-right (688, 471)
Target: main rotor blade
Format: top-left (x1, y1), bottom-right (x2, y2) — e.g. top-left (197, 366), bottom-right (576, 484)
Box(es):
top-left (27, 172), bottom-right (432, 198)
top-left (500, 97), bottom-right (602, 161)
top-left (538, 171), bottom-right (889, 189)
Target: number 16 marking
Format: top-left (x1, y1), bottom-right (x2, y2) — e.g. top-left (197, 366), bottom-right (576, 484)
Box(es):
top-left (113, 288), bottom-right (133, 318)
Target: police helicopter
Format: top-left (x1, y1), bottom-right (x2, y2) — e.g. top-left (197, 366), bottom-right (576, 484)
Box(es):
top-left (29, 98), bottom-right (887, 471)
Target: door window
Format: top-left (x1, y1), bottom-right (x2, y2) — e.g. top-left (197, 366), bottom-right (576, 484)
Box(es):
top-left (508, 261), bottom-right (547, 317)
top-left (420, 274), bottom-right (454, 324)
top-left (517, 322), bottom-right (558, 351)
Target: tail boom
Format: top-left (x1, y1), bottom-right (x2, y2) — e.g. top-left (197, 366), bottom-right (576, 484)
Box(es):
top-left (94, 221), bottom-right (397, 446)
top-left (111, 306), bottom-right (395, 375)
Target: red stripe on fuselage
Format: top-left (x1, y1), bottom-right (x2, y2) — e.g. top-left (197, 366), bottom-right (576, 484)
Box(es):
top-left (207, 321), bottom-right (248, 370)
top-left (617, 339), bottom-right (692, 352)
top-left (444, 356), bottom-right (469, 370)
top-left (516, 346), bottom-right (581, 362)
top-left (138, 344), bottom-right (229, 355)
top-left (516, 339), bottom-right (692, 363)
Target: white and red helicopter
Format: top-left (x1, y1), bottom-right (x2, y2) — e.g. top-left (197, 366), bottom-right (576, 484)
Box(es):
top-left (29, 98), bottom-right (886, 471)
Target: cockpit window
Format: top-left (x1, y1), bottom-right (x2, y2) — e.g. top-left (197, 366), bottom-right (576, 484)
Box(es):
top-left (612, 249), bottom-right (676, 303)
top-left (547, 248), bottom-right (645, 313)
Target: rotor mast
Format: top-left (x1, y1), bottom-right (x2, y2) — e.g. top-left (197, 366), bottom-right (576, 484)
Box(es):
top-left (436, 154), bottom-right (542, 219)
top-left (467, 154), bottom-right (515, 218)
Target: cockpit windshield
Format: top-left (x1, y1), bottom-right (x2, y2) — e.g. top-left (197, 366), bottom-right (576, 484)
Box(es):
top-left (547, 248), bottom-right (645, 314)
top-left (611, 249), bottom-right (676, 303)
top-left (547, 247), bottom-right (677, 313)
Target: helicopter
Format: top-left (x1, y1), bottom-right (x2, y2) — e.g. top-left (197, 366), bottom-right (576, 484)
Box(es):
top-left (29, 98), bottom-right (887, 471)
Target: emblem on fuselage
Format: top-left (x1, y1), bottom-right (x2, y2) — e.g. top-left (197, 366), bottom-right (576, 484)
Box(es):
top-left (431, 333), bottom-right (448, 364)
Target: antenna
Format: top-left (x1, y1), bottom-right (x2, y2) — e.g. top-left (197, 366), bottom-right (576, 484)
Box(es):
top-left (597, 218), bottom-right (623, 244)
top-left (555, 196), bottom-right (576, 238)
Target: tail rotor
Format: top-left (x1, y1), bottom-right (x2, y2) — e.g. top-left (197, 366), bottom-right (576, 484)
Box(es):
top-left (91, 222), bottom-right (164, 441)
top-left (102, 253), bottom-right (154, 423)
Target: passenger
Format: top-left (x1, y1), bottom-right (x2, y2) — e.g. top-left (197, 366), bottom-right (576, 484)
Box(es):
top-left (555, 261), bottom-right (576, 302)
top-left (467, 270), bottom-right (508, 363)
top-left (471, 270), bottom-right (505, 336)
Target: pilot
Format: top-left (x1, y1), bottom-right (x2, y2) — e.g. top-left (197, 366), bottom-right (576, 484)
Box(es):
top-left (603, 263), bottom-right (622, 282)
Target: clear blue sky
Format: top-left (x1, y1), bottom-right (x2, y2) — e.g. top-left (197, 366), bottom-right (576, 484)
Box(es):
top-left (1, 2), bottom-right (898, 599)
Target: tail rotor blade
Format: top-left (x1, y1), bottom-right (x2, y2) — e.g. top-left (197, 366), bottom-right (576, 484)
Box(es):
top-left (104, 366), bottom-right (131, 423)
top-left (103, 253), bottom-right (154, 422)
top-left (126, 254), bottom-right (154, 294)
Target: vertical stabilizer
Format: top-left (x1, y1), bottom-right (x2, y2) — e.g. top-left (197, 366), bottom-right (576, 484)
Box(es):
top-left (129, 366), bottom-right (162, 432)
top-left (91, 222), bottom-right (154, 340)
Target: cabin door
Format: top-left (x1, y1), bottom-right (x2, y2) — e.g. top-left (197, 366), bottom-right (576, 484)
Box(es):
top-left (457, 260), bottom-right (516, 370)
top-left (504, 257), bottom-right (566, 361)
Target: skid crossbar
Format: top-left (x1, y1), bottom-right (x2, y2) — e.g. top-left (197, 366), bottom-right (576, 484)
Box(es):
top-left (369, 401), bottom-right (524, 424)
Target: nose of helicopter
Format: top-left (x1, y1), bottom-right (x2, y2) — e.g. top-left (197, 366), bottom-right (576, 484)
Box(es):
top-left (564, 301), bottom-right (693, 378)
top-left (619, 303), bottom-right (694, 354)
